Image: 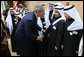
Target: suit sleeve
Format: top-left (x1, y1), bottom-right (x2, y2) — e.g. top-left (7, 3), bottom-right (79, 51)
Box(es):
top-left (35, 23), bottom-right (42, 31)
top-left (24, 20), bottom-right (37, 40)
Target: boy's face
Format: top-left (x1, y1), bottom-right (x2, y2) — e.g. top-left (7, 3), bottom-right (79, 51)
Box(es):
top-left (55, 10), bottom-right (61, 18)
top-left (64, 13), bottom-right (71, 19)
top-left (10, 11), bottom-right (15, 15)
top-left (49, 6), bottom-right (54, 11)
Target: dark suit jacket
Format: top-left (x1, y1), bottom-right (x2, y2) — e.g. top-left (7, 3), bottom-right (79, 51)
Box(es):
top-left (15, 12), bottom-right (42, 56)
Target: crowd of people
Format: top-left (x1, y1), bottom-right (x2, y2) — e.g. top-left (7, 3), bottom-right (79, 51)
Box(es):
top-left (1, 2), bottom-right (83, 56)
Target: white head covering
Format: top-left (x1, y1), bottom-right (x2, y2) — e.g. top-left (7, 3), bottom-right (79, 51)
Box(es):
top-left (54, 3), bottom-right (64, 8)
top-left (15, 12), bottom-right (23, 19)
top-left (19, 3), bottom-right (23, 7)
top-left (46, 2), bottom-right (54, 22)
top-left (6, 8), bottom-right (16, 35)
top-left (23, 8), bottom-right (29, 17)
top-left (64, 5), bottom-right (83, 31)
top-left (51, 3), bottom-right (65, 19)
top-left (52, 6), bottom-right (66, 25)
top-left (49, 2), bottom-right (54, 6)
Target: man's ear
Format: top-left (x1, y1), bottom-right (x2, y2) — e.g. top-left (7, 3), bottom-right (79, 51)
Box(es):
top-left (38, 11), bottom-right (40, 13)
top-left (36, 11), bottom-right (40, 14)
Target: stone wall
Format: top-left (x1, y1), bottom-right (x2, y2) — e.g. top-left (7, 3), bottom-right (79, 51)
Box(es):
top-left (25, 1), bottom-right (83, 21)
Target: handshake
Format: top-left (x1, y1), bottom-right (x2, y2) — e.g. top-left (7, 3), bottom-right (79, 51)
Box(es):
top-left (37, 29), bottom-right (46, 41)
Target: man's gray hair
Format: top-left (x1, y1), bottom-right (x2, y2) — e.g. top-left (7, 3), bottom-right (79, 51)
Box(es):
top-left (34, 4), bottom-right (44, 12)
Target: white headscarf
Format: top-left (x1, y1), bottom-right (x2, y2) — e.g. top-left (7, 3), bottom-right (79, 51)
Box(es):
top-left (64, 5), bottom-right (83, 31)
top-left (6, 8), bottom-right (16, 35)
top-left (15, 12), bottom-right (23, 19)
top-left (54, 3), bottom-right (64, 8)
top-left (52, 4), bottom-right (66, 25)
top-left (23, 8), bottom-right (29, 17)
top-left (18, 4), bottom-right (23, 12)
top-left (46, 2), bottom-right (54, 22)
top-left (51, 3), bottom-right (65, 19)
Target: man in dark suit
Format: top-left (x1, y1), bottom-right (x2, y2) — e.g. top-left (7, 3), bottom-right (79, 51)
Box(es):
top-left (15, 4), bottom-right (45, 56)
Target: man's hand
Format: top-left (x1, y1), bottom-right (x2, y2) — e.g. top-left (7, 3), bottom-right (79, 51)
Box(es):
top-left (37, 35), bottom-right (44, 41)
top-left (15, 22), bottom-right (18, 24)
top-left (54, 46), bottom-right (58, 51)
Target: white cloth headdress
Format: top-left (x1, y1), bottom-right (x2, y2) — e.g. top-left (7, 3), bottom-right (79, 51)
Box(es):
top-left (64, 5), bottom-right (83, 31)
top-left (23, 8), bottom-right (29, 17)
top-left (52, 6), bottom-right (66, 25)
top-left (6, 8), bottom-right (16, 35)
top-left (46, 2), bottom-right (54, 22)
top-left (15, 12), bottom-right (23, 19)
top-left (54, 3), bottom-right (64, 8)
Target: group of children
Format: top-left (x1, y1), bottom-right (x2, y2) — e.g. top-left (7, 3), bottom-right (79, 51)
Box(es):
top-left (37, 2), bottom-right (83, 56)
top-left (1, 2), bottom-right (83, 56)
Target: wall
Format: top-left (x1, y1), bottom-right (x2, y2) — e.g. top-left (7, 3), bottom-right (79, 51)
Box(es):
top-left (25, 1), bottom-right (83, 21)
